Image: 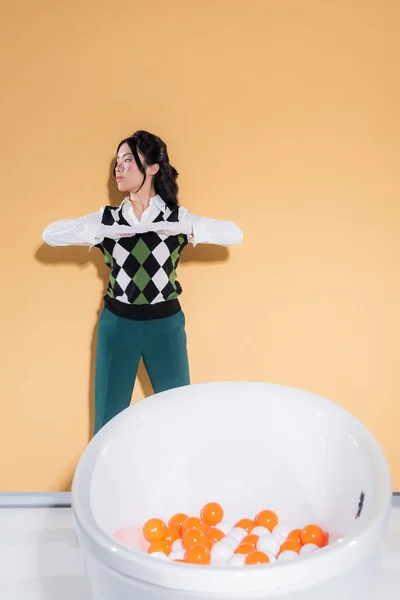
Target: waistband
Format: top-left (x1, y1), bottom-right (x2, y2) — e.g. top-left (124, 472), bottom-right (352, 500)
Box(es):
top-left (103, 295), bottom-right (182, 321)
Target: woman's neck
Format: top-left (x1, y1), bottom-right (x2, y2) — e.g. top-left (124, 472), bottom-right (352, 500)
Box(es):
top-left (129, 188), bottom-right (155, 221)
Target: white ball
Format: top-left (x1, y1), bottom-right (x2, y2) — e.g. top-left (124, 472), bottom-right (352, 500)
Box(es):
top-left (228, 553), bottom-right (246, 566)
top-left (171, 539), bottom-right (184, 551)
top-left (266, 552), bottom-right (277, 563)
top-left (211, 541), bottom-right (234, 563)
top-left (272, 525), bottom-right (291, 541)
top-left (215, 521), bottom-right (235, 535)
top-left (224, 536), bottom-right (239, 550)
top-left (169, 549), bottom-right (185, 561)
top-left (300, 543), bottom-right (319, 557)
top-left (228, 527), bottom-right (248, 542)
top-left (257, 535), bottom-right (280, 556)
top-left (278, 550), bottom-right (298, 562)
top-left (251, 526), bottom-right (270, 537)
top-left (150, 551), bottom-right (168, 560)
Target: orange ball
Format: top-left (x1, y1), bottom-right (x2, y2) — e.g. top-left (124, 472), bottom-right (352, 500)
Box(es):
top-left (300, 525), bottom-right (325, 548)
top-left (168, 513), bottom-right (188, 534)
top-left (182, 528), bottom-right (206, 550)
top-left (235, 518), bottom-right (255, 533)
top-left (254, 510), bottom-right (279, 532)
top-left (163, 527), bottom-right (180, 545)
top-left (234, 543), bottom-right (255, 555)
top-left (185, 544), bottom-right (211, 565)
top-left (287, 529), bottom-right (301, 543)
top-left (147, 541), bottom-right (171, 556)
top-left (279, 540), bottom-right (302, 554)
top-left (173, 558), bottom-right (185, 563)
top-left (200, 502), bottom-right (224, 526)
top-left (143, 518), bottom-right (167, 543)
top-left (242, 534), bottom-right (259, 547)
top-left (204, 538), bottom-right (214, 550)
top-left (181, 517), bottom-right (207, 536)
top-left (245, 551), bottom-right (270, 565)
top-left (206, 528), bottom-right (225, 544)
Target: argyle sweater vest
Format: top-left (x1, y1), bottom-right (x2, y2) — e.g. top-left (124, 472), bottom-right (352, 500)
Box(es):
top-left (96, 204), bottom-right (188, 320)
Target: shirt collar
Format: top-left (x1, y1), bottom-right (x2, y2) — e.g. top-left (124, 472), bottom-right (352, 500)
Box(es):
top-left (120, 194), bottom-right (166, 212)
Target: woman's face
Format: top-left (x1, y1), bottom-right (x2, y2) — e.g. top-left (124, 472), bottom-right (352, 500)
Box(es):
top-left (114, 142), bottom-right (145, 193)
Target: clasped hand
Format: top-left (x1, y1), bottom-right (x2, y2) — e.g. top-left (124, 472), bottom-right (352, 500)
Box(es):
top-left (99, 218), bottom-right (192, 239)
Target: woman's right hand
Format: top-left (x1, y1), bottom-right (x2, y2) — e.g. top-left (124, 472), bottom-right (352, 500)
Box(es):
top-left (99, 223), bottom-right (137, 239)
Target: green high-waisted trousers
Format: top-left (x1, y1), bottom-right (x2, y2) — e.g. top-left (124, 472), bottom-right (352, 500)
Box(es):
top-left (94, 307), bottom-right (190, 433)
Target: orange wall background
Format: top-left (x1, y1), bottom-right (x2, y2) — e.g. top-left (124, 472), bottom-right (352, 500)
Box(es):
top-left (1, 0), bottom-right (399, 491)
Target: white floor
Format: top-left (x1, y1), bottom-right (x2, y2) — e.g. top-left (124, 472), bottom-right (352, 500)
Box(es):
top-left (0, 507), bottom-right (398, 599)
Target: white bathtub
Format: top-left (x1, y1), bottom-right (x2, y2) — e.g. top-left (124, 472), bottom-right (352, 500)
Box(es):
top-left (72, 381), bottom-right (392, 600)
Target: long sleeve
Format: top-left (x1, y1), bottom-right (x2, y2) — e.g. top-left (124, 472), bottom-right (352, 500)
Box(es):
top-left (42, 209), bottom-right (105, 247)
top-left (187, 212), bottom-right (243, 247)
top-left (42, 202), bottom-right (243, 248)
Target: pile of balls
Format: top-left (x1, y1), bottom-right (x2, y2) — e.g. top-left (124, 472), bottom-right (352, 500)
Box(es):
top-left (134, 502), bottom-right (329, 566)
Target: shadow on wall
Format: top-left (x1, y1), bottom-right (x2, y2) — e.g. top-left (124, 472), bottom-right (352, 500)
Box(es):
top-left (35, 158), bottom-right (229, 444)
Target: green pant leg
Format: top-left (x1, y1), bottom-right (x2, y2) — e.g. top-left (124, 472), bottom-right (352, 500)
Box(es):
top-left (94, 308), bottom-right (143, 434)
top-left (142, 310), bottom-right (190, 394)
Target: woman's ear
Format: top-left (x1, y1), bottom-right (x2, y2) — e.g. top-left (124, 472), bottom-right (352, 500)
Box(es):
top-left (147, 163), bottom-right (160, 176)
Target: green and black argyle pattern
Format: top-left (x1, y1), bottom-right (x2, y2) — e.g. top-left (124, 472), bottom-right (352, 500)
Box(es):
top-left (97, 205), bottom-right (188, 305)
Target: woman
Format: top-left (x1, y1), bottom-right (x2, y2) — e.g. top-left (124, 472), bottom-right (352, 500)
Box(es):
top-left (43, 130), bottom-right (243, 434)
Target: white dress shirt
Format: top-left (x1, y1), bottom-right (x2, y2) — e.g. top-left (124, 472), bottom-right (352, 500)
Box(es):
top-left (42, 195), bottom-right (243, 248)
